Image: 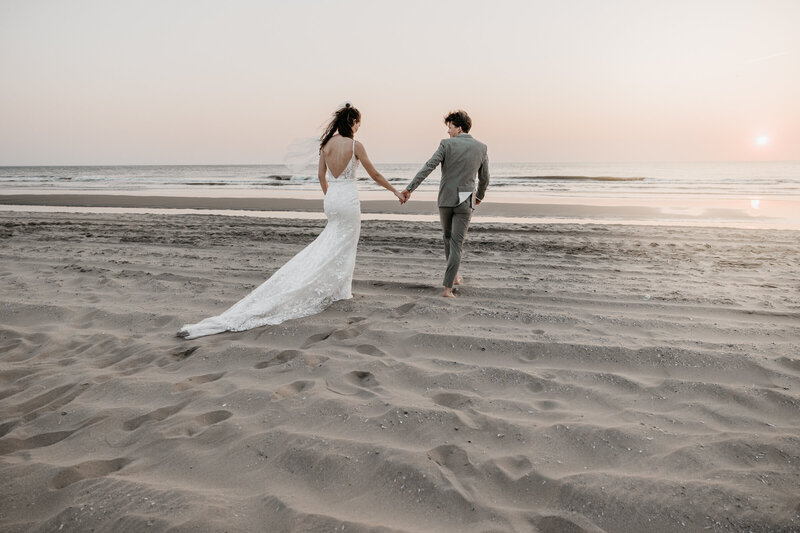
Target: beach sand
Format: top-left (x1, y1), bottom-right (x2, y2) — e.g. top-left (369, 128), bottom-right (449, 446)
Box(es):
top-left (1, 210), bottom-right (799, 532)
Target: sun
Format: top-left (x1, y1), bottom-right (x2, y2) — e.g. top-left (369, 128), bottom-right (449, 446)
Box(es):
top-left (755, 135), bottom-right (770, 147)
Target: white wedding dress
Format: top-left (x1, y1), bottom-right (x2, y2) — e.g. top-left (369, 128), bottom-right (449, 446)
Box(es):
top-left (178, 140), bottom-right (361, 339)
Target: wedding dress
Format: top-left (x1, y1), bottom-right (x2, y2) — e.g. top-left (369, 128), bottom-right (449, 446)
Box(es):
top-left (178, 140), bottom-right (361, 339)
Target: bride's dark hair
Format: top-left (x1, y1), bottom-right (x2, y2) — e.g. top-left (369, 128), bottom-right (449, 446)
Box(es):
top-left (320, 103), bottom-right (361, 150)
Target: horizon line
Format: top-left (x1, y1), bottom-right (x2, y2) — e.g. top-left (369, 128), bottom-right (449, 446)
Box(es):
top-left (2, 159), bottom-right (799, 168)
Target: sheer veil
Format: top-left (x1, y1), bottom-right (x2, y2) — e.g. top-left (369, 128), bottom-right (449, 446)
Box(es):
top-left (283, 136), bottom-right (320, 174)
top-left (282, 101), bottom-right (352, 174)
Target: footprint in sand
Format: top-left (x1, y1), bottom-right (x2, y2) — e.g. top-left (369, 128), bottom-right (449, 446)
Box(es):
top-left (256, 351), bottom-right (329, 370)
top-left (301, 354), bottom-right (329, 368)
top-left (356, 344), bottom-right (386, 357)
top-left (170, 346), bottom-right (199, 360)
top-left (172, 372), bottom-right (225, 392)
top-left (431, 392), bottom-right (481, 429)
top-left (432, 392), bottom-right (475, 410)
top-left (526, 380), bottom-right (545, 393)
top-left (301, 322), bottom-right (366, 347)
top-left (537, 400), bottom-right (562, 410)
top-left (325, 371), bottom-right (380, 398)
top-left (331, 325), bottom-right (365, 341)
top-left (254, 350), bottom-right (304, 369)
top-left (271, 380), bottom-right (315, 401)
top-left (427, 444), bottom-right (476, 477)
top-left (123, 402), bottom-right (187, 431)
top-left (0, 429), bottom-right (79, 456)
top-left (49, 458), bottom-right (130, 490)
top-left (193, 410), bottom-right (233, 426)
top-left (392, 302), bottom-right (416, 316)
top-left (183, 410), bottom-right (233, 437)
top-left (777, 356), bottom-right (800, 373)
top-left (0, 416), bottom-right (105, 455)
top-left (493, 455), bottom-right (534, 480)
top-left (344, 371), bottom-right (379, 388)
top-left (300, 331), bottom-right (334, 348)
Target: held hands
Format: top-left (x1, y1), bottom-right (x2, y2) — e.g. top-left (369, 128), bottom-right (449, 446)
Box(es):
top-left (393, 189), bottom-right (411, 205)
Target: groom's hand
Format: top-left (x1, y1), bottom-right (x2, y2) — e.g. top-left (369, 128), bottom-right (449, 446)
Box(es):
top-left (475, 198), bottom-right (481, 205)
top-left (401, 190), bottom-right (411, 202)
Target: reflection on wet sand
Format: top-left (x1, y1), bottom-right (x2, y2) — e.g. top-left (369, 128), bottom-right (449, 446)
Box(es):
top-left (1, 192), bottom-right (799, 230)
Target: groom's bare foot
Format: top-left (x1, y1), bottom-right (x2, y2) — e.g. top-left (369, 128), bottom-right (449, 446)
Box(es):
top-left (442, 287), bottom-right (457, 298)
top-left (454, 275), bottom-right (463, 286)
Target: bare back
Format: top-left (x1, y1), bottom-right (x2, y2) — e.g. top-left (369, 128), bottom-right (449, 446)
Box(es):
top-left (322, 135), bottom-right (357, 178)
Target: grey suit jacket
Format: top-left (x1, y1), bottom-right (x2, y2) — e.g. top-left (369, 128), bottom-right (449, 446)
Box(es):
top-left (406, 133), bottom-right (490, 207)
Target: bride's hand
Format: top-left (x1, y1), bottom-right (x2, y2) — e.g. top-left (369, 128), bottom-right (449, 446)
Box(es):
top-left (394, 190), bottom-right (406, 204)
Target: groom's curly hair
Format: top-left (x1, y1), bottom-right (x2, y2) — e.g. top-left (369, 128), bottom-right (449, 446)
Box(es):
top-left (444, 110), bottom-right (472, 133)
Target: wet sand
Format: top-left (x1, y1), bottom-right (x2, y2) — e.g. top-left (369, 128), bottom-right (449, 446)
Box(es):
top-left (2, 192), bottom-right (797, 229)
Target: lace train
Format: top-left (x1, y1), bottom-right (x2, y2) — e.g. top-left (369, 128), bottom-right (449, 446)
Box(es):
top-left (178, 176), bottom-right (361, 339)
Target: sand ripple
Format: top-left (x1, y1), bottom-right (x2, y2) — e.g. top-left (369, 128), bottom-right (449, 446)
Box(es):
top-left (1, 212), bottom-right (799, 532)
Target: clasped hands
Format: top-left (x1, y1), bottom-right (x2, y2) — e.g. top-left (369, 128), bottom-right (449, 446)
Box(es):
top-left (394, 189), bottom-right (412, 204)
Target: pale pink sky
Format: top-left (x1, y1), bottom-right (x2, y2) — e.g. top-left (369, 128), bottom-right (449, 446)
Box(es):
top-left (1, 0), bottom-right (798, 165)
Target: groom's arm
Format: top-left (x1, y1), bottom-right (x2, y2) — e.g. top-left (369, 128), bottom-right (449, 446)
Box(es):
top-left (476, 149), bottom-right (490, 203)
top-left (406, 141), bottom-right (446, 193)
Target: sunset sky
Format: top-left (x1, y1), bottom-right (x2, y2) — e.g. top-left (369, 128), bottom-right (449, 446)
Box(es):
top-left (1, 0), bottom-right (798, 165)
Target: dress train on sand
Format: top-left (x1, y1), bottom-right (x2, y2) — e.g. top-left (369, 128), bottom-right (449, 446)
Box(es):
top-left (178, 142), bottom-right (361, 339)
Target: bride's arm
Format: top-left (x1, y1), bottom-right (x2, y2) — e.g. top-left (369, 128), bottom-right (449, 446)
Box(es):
top-left (354, 141), bottom-right (403, 202)
top-left (317, 150), bottom-right (328, 195)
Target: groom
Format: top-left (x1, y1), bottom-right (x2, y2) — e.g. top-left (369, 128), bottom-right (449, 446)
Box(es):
top-left (401, 110), bottom-right (490, 297)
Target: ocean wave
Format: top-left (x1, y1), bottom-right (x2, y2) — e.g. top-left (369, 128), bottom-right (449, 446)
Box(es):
top-left (505, 175), bottom-right (646, 181)
top-left (3, 163), bottom-right (799, 196)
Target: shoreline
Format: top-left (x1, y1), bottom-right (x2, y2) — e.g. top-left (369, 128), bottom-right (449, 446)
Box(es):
top-left (2, 192), bottom-right (798, 230)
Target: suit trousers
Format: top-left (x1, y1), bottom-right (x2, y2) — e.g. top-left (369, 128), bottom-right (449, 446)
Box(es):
top-left (438, 199), bottom-right (473, 288)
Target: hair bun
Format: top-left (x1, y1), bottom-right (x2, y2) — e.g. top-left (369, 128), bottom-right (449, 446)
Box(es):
top-left (345, 103), bottom-right (351, 108)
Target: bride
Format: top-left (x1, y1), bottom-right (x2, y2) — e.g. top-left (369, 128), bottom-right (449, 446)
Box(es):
top-left (178, 103), bottom-right (404, 339)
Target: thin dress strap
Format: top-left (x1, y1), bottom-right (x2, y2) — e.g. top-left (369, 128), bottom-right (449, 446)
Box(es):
top-left (352, 139), bottom-right (356, 160)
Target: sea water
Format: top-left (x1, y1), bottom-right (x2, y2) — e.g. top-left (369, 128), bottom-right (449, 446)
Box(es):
top-left (1, 161), bottom-right (798, 198)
